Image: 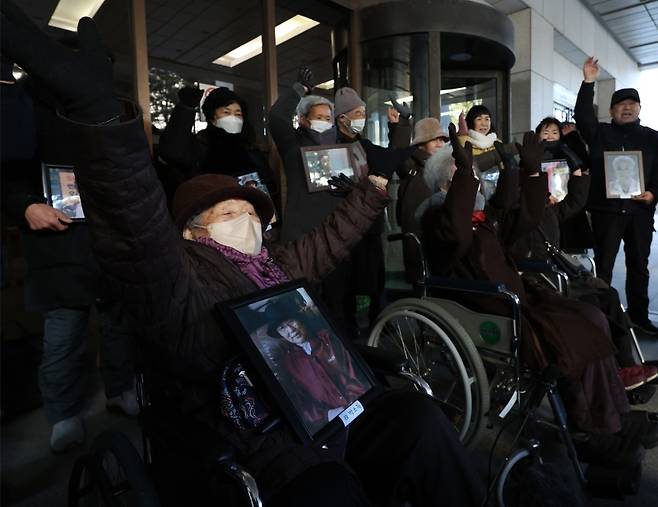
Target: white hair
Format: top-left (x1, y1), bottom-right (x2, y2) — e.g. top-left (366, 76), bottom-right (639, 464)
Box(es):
top-left (423, 144), bottom-right (455, 192)
top-left (296, 95), bottom-right (334, 118)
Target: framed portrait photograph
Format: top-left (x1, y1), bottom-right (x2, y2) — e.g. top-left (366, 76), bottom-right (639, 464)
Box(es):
top-left (603, 151), bottom-right (644, 199)
top-left (216, 281), bottom-right (379, 445)
top-left (235, 171), bottom-right (277, 224)
top-left (300, 144), bottom-right (357, 193)
top-left (41, 164), bottom-right (85, 221)
top-left (541, 159), bottom-right (570, 202)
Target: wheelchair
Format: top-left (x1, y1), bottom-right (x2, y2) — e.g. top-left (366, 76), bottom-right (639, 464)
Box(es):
top-left (68, 345), bottom-right (431, 507)
top-left (369, 232), bottom-right (643, 506)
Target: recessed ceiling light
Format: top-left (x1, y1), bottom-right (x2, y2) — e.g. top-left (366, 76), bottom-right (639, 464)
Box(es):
top-left (213, 15), bottom-right (319, 68)
top-left (48, 0), bottom-right (108, 32)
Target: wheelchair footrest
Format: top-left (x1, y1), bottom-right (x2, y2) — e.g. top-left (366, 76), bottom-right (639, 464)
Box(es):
top-left (627, 383), bottom-right (656, 405)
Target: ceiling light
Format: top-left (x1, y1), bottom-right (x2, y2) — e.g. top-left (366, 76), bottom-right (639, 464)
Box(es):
top-left (213, 15), bottom-right (319, 68)
top-left (48, 0), bottom-right (108, 31)
top-left (441, 87), bottom-right (467, 94)
top-left (316, 79), bottom-right (334, 90)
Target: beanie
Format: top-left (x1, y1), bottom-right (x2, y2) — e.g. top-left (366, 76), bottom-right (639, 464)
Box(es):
top-left (334, 87), bottom-right (366, 117)
top-left (202, 87), bottom-right (246, 121)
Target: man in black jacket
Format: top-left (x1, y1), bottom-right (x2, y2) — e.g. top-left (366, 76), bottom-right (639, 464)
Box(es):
top-left (575, 57), bottom-right (658, 335)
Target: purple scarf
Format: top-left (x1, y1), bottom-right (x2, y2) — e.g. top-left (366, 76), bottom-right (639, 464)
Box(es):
top-left (195, 237), bottom-right (289, 289)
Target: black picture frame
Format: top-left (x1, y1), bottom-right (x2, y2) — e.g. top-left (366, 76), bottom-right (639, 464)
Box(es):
top-left (300, 144), bottom-right (358, 193)
top-left (215, 281), bottom-right (379, 445)
top-left (41, 163), bottom-right (85, 221)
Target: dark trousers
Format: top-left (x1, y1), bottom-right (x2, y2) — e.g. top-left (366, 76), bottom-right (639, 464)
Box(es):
top-left (590, 211), bottom-right (654, 322)
top-left (270, 390), bottom-right (485, 507)
top-left (322, 259), bottom-right (357, 337)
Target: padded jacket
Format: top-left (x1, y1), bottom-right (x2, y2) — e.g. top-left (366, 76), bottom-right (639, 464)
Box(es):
top-left (69, 109), bottom-right (388, 491)
top-left (574, 81), bottom-right (658, 215)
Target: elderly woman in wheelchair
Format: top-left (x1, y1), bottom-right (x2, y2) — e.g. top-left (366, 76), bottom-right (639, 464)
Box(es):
top-left (1, 7), bottom-right (490, 505)
top-left (375, 124), bottom-right (657, 492)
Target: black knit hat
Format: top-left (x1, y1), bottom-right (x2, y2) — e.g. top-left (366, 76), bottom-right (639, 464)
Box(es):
top-left (465, 105), bottom-right (495, 132)
top-left (172, 174), bottom-right (274, 231)
top-left (202, 87), bottom-right (246, 121)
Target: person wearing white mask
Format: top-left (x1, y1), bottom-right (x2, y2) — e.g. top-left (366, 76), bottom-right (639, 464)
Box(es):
top-left (159, 86), bottom-right (278, 208)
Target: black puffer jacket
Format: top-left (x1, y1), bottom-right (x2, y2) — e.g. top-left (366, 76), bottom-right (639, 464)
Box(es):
top-left (574, 81), bottom-right (658, 214)
top-left (69, 109), bottom-right (388, 493)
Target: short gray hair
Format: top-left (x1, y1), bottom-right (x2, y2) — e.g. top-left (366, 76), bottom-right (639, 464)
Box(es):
top-left (296, 95), bottom-right (334, 118)
top-left (423, 144), bottom-right (455, 192)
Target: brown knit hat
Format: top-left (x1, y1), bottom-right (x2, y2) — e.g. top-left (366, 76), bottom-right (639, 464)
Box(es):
top-left (172, 174), bottom-right (274, 231)
top-left (412, 118), bottom-right (448, 145)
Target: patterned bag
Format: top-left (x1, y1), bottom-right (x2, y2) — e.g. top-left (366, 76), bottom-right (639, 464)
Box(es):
top-left (220, 356), bottom-right (270, 430)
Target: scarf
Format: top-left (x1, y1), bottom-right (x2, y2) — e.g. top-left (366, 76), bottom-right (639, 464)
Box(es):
top-left (196, 237), bottom-right (289, 289)
top-left (467, 129), bottom-right (498, 150)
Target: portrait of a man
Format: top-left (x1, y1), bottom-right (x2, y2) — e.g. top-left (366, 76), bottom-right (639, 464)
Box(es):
top-left (604, 152), bottom-right (644, 199)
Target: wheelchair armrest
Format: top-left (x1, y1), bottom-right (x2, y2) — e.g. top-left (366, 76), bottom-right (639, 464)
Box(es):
top-left (142, 408), bottom-right (235, 464)
top-left (354, 343), bottom-right (407, 373)
top-left (516, 259), bottom-right (558, 274)
top-left (424, 276), bottom-right (507, 295)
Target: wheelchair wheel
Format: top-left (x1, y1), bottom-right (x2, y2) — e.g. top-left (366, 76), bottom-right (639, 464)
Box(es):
top-left (496, 447), bottom-right (531, 507)
top-left (368, 298), bottom-right (489, 449)
top-left (68, 430), bottom-right (160, 507)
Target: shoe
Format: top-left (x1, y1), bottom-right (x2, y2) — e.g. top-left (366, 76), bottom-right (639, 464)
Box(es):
top-left (573, 431), bottom-right (644, 467)
top-left (50, 416), bottom-right (85, 453)
top-left (618, 366), bottom-right (645, 391)
top-left (642, 364), bottom-right (658, 383)
top-left (620, 410), bottom-right (658, 450)
top-left (106, 387), bottom-right (140, 416)
top-left (629, 318), bottom-right (658, 336)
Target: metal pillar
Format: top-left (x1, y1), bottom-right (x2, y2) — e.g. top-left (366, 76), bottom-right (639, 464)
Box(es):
top-left (263, 0), bottom-right (278, 112)
top-left (131, 0), bottom-right (152, 150)
top-left (428, 32), bottom-right (441, 120)
top-left (349, 8), bottom-right (362, 94)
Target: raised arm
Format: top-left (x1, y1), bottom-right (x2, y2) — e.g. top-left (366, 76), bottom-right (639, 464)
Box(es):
top-left (158, 87), bottom-right (204, 176)
top-left (574, 57), bottom-right (601, 144)
top-left (268, 84), bottom-right (305, 156)
top-left (553, 172), bottom-right (590, 223)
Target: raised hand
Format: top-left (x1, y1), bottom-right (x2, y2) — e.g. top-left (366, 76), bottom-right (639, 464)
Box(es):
top-left (515, 131), bottom-right (544, 176)
top-left (1, 1), bottom-right (120, 123)
top-left (583, 57), bottom-right (600, 83)
top-left (448, 123), bottom-right (473, 171)
top-left (297, 66), bottom-right (314, 93)
top-left (388, 95), bottom-right (412, 120)
top-left (178, 86), bottom-right (203, 108)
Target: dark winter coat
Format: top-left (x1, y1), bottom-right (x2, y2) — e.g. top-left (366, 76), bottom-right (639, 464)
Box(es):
top-left (1, 80), bottom-right (101, 312)
top-left (574, 81), bottom-right (658, 215)
top-left (159, 102), bottom-right (277, 194)
top-left (509, 174), bottom-right (590, 261)
top-left (268, 87), bottom-right (343, 242)
top-left (68, 109), bottom-right (388, 492)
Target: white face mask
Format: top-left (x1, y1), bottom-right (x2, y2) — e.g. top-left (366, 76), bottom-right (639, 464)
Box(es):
top-left (348, 118), bottom-right (365, 134)
top-left (199, 213), bottom-right (262, 256)
top-left (213, 115), bottom-right (244, 134)
top-left (309, 119), bottom-right (333, 133)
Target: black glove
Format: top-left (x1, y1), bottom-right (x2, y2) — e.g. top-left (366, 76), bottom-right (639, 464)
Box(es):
top-left (494, 141), bottom-right (519, 171)
top-left (297, 66), bottom-right (314, 93)
top-left (328, 173), bottom-right (357, 197)
top-left (1, 1), bottom-right (120, 123)
top-left (178, 86), bottom-right (203, 108)
top-left (514, 132), bottom-right (544, 176)
top-left (388, 95), bottom-right (412, 120)
top-left (448, 123), bottom-right (473, 171)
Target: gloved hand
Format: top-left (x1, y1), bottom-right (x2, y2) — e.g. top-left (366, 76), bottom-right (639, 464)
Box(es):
top-left (297, 66), bottom-right (314, 93)
top-left (328, 173), bottom-right (357, 197)
top-left (494, 141), bottom-right (519, 171)
top-left (515, 132), bottom-right (544, 176)
top-left (560, 143), bottom-right (584, 171)
top-left (178, 86), bottom-right (203, 108)
top-left (448, 123), bottom-right (473, 171)
top-left (388, 95), bottom-right (412, 120)
top-left (0, 1), bottom-right (120, 123)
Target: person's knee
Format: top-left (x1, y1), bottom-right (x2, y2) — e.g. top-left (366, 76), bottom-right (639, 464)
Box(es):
top-left (269, 463), bottom-right (368, 507)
